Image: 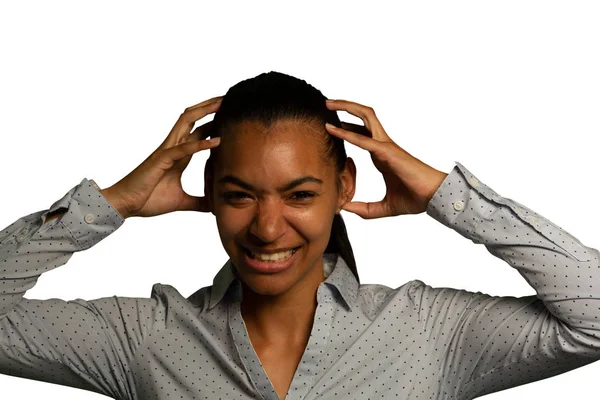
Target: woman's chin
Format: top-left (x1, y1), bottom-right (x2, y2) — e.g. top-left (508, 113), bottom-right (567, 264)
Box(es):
top-left (238, 274), bottom-right (294, 297)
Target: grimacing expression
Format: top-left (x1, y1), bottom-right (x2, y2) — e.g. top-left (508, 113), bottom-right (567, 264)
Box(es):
top-left (204, 119), bottom-right (356, 299)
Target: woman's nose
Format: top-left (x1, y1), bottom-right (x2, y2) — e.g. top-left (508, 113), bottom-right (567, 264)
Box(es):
top-left (248, 201), bottom-right (288, 242)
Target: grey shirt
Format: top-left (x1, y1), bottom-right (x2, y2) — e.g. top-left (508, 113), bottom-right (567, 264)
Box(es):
top-left (1, 161), bottom-right (599, 400)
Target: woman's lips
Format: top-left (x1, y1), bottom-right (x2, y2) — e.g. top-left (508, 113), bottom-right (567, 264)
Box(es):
top-left (242, 246), bottom-right (301, 273)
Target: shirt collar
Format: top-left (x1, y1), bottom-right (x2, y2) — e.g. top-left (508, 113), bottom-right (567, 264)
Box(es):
top-left (207, 252), bottom-right (359, 310)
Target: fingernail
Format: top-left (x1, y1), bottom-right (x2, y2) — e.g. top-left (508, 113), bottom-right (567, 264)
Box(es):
top-left (326, 99), bottom-right (334, 103)
top-left (209, 137), bottom-right (221, 143)
top-left (325, 123), bottom-right (336, 130)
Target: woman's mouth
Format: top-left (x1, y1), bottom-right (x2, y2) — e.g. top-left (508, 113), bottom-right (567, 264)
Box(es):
top-left (242, 246), bottom-right (302, 273)
top-left (245, 246), bottom-right (301, 261)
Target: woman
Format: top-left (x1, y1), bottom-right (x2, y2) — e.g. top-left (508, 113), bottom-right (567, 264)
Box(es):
top-left (1, 71), bottom-right (599, 400)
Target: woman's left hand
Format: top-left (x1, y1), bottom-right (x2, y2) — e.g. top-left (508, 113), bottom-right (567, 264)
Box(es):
top-left (325, 99), bottom-right (448, 219)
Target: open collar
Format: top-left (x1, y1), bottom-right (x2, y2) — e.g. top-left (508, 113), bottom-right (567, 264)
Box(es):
top-left (207, 252), bottom-right (359, 310)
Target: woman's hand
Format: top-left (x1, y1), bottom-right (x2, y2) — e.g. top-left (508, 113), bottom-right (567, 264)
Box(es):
top-left (325, 99), bottom-right (448, 219)
top-left (101, 96), bottom-right (223, 219)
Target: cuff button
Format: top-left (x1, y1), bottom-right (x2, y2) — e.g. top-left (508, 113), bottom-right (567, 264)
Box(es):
top-left (453, 200), bottom-right (465, 211)
top-left (84, 213), bottom-right (96, 224)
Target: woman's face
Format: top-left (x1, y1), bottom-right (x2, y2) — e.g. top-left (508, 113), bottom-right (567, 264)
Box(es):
top-left (205, 119), bottom-right (356, 300)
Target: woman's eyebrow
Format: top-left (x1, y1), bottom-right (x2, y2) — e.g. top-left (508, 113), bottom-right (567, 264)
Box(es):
top-left (218, 175), bottom-right (323, 192)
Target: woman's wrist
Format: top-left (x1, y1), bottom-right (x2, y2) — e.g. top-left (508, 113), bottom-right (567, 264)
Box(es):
top-left (100, 187), bottom-right (130, 219)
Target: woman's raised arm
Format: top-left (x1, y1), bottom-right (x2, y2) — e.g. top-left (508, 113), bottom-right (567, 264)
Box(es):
top-left (410, 162), bottom-right (600, 399)
top-left (0, 96), bottom-right (223, 396)
top-left (0, 178), bottom-right (161, 398)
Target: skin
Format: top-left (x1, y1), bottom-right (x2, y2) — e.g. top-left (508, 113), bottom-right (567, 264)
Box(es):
top-left (203, 119), bottom-right (357, 345)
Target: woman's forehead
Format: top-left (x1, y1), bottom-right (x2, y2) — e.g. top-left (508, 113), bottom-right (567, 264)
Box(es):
top-left (217, 141), bottom-right (327, 180)
top-left (215, 144), bottom-right (333, 187)
top-left (228, 119), bottom-right (320, 135)
top-left (212, 119), bottom-right (334, 184)
top-left (220, 121), bottom-right (326, 162)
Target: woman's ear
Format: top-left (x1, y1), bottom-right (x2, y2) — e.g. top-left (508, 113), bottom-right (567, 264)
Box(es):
top-left (338, 157), bottom-right (357, 212)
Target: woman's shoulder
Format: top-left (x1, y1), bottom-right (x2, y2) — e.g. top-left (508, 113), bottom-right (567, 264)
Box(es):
top-left (355, 279), bottom-right (426, 319)
top-left (149, 282), bottom-right (214, 312)
top-left (358, 278), bottom-right (425, 299)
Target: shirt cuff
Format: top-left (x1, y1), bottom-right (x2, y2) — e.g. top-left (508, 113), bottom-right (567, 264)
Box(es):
top-left (425, 161), bottom-right (591, 262)
top-left (425, 161), bottom-right (486, 236)
top-left (41, 178), bottom-right (125, 250)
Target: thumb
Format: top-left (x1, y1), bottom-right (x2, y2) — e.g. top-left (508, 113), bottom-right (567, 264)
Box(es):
top-left (341, 201), bottom-right (385, 220)
top-left (178, 193), bottom-right (212, 213)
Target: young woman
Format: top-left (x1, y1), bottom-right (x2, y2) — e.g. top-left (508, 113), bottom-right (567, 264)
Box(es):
top-left (1, 71), bottom-right (599, 400)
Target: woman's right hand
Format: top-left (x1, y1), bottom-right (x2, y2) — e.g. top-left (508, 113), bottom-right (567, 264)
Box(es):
top-left (100, 96), bottom-right (223, 219)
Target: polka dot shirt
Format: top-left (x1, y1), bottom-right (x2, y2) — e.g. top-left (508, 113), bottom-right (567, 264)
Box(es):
top-left (1, 162), bottom-right (599, 400)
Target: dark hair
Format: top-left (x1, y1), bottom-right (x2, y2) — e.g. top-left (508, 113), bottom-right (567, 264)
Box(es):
top-left (205, 71), bottom-right (359, 283)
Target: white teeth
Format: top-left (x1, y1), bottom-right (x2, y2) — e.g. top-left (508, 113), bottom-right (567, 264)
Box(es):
top-left (250, 248), bottom-right (297, 262)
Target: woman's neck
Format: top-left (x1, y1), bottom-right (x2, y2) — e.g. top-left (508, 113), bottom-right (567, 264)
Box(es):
top-left (240, 261), bottom-right (325, 345)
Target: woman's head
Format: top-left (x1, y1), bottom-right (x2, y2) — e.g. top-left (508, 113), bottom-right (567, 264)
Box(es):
top-left (203, 71), bottom-right (358, 299)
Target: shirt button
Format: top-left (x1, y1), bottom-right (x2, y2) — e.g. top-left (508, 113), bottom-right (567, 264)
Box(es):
top-left (16, 234), bottom-right (26, 242)
top-left (526, 216), bottom-right (537, 224)
top-left (84, 213), bottom-right (96, 223)
top-left (453, 200), bottom-right (465, 211)
top-left (469, 177), bottom-right (480, 187)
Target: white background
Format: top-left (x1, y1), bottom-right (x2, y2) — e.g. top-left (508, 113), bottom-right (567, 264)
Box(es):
top-left (1, 1), bottom-right (599, 398)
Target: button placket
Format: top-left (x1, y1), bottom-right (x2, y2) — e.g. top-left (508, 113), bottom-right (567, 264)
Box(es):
top-left (286, 289), bottom-right (335, 400)
top-left (229, 301), bottom-right (280, 400)
top-left (228, 285), bottom-right (337, 400)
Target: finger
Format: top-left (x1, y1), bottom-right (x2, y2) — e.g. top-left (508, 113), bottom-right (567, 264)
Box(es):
top-left (174, 101), bottom-right (221, 144)
top-left (325, 99), bottom-right (390, 141)
top-left (178, 193), bottom-right (212, 213)
top-left (160, 138), bottom-right (220, 168)
top-left (340, 121), bottom-right (372, 138)
top-left (187, 120), bottom-right (215, 143)
top-left (184, 96), bottom-right (224, 113)
top-left (342, 200), bottom-right (387, 220)
top-left (160, 99), bottom-right (222, 149)
top-left (325, 123), bottom-right (385, 155)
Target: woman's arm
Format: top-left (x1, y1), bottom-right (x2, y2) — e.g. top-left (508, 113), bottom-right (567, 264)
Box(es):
top-left (0, 179), bottom-right (160, 398)
top-left (0, 98), bottom-right (221, 396)
top-left (411, 162), bottom-right (600, 399)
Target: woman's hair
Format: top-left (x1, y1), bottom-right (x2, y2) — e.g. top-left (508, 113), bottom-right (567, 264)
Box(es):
top-left (205, 71), bottom-right (359, 283)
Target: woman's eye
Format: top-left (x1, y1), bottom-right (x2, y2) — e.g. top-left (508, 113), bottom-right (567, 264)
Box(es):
top-left (222, 191), bottom-right (315, 201)
top-left (290, 191), bottom-right (316, 200)
top-left (223, 192), bottom-right (250, 201)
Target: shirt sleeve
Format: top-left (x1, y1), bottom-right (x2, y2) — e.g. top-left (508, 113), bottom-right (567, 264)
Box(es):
top-left (410, 162), bottom-right (600, 400)
top-left (0, 178), bottom-right (162, 400)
